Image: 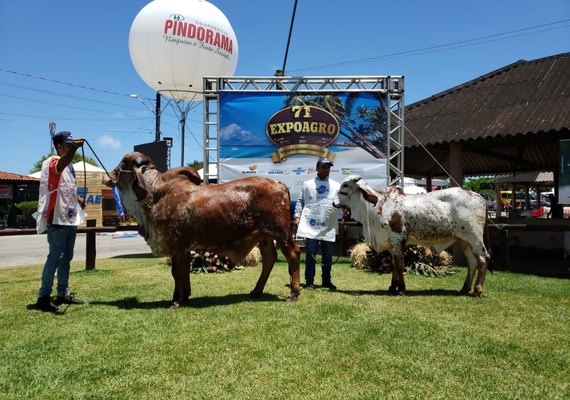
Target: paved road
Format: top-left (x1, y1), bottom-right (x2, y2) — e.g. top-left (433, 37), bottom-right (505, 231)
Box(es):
top-left (0, 233), bottom-right (152, 268)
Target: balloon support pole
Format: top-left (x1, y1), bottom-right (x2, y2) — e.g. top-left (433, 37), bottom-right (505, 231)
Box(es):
top-left (180, 111), bottom-right (186, 167)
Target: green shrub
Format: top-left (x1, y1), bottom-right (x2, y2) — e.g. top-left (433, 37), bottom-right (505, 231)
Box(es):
top-left (14, 200), bottom-right (38, 212)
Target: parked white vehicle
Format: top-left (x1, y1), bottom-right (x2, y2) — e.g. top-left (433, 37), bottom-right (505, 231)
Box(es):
top-left (479, 192), bottom-right (495, 210)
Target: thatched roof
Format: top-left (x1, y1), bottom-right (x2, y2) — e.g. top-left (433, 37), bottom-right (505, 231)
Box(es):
top-left (492, 171), bottom-right (553, 186)
top-left (404, 52), bottom-right (570, 177)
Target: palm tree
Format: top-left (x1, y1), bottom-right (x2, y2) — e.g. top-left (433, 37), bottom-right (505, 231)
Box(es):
top-left (283, 93), bottom-right (386, 158)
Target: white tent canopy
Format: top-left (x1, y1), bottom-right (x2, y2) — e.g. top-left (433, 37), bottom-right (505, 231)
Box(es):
top-left (73, 161), bottom-right (104, 173)
top-left (197, 164), bottom-right (217, 180)
top-left (403, 177), bottom-right (427, 194)
top-left (403, 185), bottom-right (427, 195)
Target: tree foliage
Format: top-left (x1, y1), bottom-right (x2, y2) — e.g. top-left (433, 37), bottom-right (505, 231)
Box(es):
top-left (463, 176), bottom-right (495, 193)
top-left (187, 160), bottom-right (203, 170)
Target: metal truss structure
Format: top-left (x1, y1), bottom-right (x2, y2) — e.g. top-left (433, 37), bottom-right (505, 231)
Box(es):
top-left (203, 76), bottom-right (405, 185)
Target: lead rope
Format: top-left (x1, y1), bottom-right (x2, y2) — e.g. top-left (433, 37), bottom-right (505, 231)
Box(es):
top-left (83, 139), bottom-right (114, 182)
top-left (309, 252), bottom-right (341, 267)
top-left (82, 139), bottom-right (129, 224)
top-left (79, 145), bottom-right (87, 209)
top-left (296, 227), bottom-right (360, 267)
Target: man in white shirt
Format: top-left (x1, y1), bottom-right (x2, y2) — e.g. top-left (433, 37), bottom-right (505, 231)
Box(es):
top-left (293, 157), bottom-right (340, 290)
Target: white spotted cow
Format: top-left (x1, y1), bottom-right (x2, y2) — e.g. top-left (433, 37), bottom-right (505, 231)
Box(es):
top-left (334, 175), bottom-right (490, 297)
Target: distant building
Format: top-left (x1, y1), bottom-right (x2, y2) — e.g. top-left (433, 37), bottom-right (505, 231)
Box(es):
top-left (0, 171), bottom-right (40, 228)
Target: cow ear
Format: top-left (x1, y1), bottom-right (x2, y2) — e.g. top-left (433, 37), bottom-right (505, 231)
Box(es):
top-left (356, 180), bottom-right (378, 206)
top-left (104, 163), bottom-right (121, 187)
top-left (133, 166), bottom-right (148, 201)
top-left (360, 189), bottom-right (378, 206)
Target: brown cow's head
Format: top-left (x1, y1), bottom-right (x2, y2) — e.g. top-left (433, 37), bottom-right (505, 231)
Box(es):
top-left (105, 152), bottom-right (156, 201)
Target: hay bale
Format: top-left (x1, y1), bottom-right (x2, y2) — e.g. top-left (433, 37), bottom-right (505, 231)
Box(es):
top-left (413, 245), bottom-right (453, 266)
top-left (240, 246), bottom-right (261, 267)
top-left (349, 242), bottom-right (454, 276)
top-left (406, 245), bottom-right (455, 277)
top-left (349, 242), bottom-right (373, 270)
top-left (437, 249), bottom-right (453, 266)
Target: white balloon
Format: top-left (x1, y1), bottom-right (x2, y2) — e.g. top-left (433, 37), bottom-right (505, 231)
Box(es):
top-left (129, 0), bottom-right (238, 101)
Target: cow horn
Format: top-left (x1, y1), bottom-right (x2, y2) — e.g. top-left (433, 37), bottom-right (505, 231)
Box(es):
top-left (133, 156), bottom-right (147, 168)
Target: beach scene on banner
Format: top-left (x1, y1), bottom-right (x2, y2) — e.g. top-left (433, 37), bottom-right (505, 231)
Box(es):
top-left (218, 91), bottom-right (389, 198)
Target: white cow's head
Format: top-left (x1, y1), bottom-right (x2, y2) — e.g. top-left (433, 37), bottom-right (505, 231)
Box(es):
top-left (333, 175), bottom-right (383, 224)
top-left (334, 175), bottom-right (379, 208)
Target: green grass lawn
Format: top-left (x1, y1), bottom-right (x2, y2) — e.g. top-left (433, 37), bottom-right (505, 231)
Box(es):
top-left (0, 255), bottom-right (568, 399)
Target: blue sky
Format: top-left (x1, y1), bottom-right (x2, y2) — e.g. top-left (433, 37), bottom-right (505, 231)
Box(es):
top-left (1, 0), bottom-right (568, 175)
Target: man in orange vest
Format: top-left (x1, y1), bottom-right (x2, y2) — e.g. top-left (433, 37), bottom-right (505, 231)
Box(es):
top-left (34, 131), bottom-right (86, 312)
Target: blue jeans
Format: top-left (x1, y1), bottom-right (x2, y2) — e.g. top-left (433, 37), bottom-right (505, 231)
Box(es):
top-left (304, 238), bottom-right (334, 285)
top-left (38, 224), bottom-right (77, 297)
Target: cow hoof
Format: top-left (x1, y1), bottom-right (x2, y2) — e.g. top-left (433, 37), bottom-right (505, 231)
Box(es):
top-left (388, 287), bottom-right (405, 296)
top-left (168, 302), bottom-right (180, 309)
top-left (285, 293), bottom-right (299, 302)
top-left (472, 291), bottom-right (483, 299)
top-left (250, 290), bottom-right (263, 298)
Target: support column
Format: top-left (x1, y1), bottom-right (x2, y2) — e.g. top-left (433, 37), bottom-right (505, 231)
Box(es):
top-left (449, 142), bottom-right (464, 187)
top-left (86, 219), bottom-right (96, 270)
top-left (449, 142), bottom-right (466, 265)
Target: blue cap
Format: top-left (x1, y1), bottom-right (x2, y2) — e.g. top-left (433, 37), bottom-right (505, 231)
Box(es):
top-left (52, 131), bottom-right (74, 145)
top-left (316, 157), bottom-right (333, 168)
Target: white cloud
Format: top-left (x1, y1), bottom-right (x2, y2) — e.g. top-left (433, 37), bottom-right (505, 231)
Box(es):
top-left (220, 123), bottom-right (266, 145)
top-left (98, 135), bottom-right (122, 150)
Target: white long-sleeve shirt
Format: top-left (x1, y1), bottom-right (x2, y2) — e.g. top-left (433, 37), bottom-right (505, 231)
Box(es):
top-left (294, 175), bottom-right (340, 242)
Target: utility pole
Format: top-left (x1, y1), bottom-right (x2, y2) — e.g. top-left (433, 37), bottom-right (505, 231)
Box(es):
top-left (155, 92), bottom-right (161, 142)
top-left (130, 93), bottom-right (161, 142)
top-left (49, 121), bottom-right (56, 153)
top-left (180, 111), bottom-right (186, 166)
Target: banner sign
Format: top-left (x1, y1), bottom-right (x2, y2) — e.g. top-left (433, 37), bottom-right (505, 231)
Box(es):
top-left (112, 185), bottom-right (125, 217)
top-left (219, 91), bottom-right (389, 199)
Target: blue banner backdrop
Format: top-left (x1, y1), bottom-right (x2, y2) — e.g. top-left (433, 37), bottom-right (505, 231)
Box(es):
top-left (219, 91), bottom-right (389, 199)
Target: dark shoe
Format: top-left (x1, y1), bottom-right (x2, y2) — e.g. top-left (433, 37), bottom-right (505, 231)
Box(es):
top-left (322, 282), bottom-right (337, 291)
top-left (55, 294), bottom-right (84, 305)
top-left (304, 283), bottom-right (315, 290)
top-left (36, 296), bottom-right (58, 312)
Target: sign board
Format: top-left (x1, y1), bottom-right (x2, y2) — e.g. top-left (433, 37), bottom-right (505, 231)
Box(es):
top-left (134, 140), bottom-right (169, 172)
top-left (218, 91), bottom-right (389, 199)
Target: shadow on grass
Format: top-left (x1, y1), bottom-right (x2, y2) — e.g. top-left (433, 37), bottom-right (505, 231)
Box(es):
top-left (90, 297), bottom-right (170, 309)
top-left (188, 293), bottom-right (282, 308)
top-left (25, 302), bottom-right (85, 315)
top-left (89, 293), bottom-right (283, 310)
top-left (109, 253), bottom-right (156, 259)
top-left (334, 288), bottom-right (464, 297)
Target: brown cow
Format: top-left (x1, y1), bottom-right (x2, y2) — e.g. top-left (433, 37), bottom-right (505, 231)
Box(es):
top-left (334, 175), bottom-right (490, 297)
top-left (106, 152), bottom-right (301, 308)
